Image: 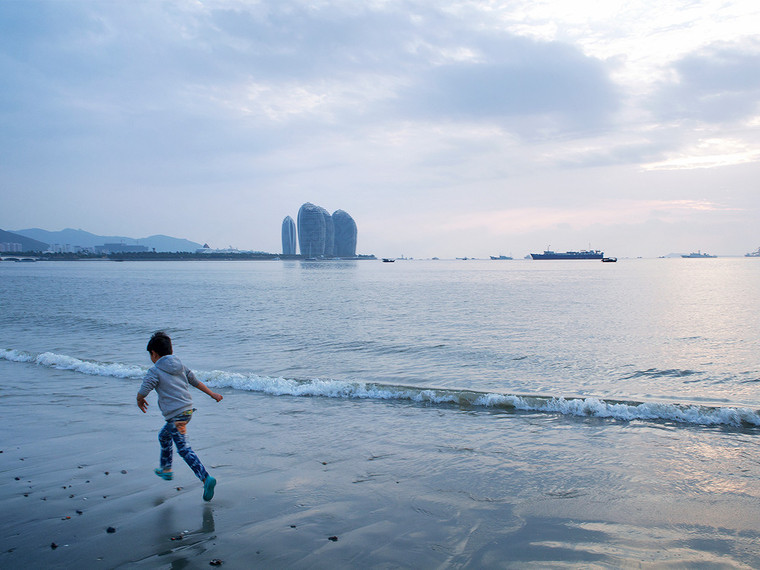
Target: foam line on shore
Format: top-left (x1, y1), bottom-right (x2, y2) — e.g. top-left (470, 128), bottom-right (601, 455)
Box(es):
top-left (3, 348), bottom-right (759, 428)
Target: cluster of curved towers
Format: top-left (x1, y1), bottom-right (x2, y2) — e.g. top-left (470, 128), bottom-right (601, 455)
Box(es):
top-left (281, 203), bottom-right (358, 258)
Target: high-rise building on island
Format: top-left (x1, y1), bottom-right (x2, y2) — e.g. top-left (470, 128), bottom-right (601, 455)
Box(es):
top-left (292, 202), bottom-right (359, 258)
top-left (332, 210), bottom-right (357, 257)
top-left (281, 216), bottom-right (297, 255)
top-left (297, 202), bottom-right (326, 257)
top-left (320, 206), bottom-right (335, 257)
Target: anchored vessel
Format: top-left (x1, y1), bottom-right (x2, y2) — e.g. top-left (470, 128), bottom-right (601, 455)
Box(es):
top-left (681, 251), bottom-right (716, 258)
top-left (530, 249), bottom-right (604, 260)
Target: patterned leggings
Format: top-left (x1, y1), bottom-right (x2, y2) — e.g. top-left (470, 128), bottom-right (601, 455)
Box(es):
top-left (158, 410), bottom-right (209, 481)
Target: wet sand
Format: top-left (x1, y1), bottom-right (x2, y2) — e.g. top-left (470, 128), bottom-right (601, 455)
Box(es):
top-left (2, 361), bottom-right (760, 568)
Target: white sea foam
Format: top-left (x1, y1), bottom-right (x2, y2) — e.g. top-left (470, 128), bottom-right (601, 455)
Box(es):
top-left (1, 349), bottom-right (145, 379)
top-left (199, 371), bottom-right (760, 427)
top-left (0, 349), bottom-right (36, 363)
top-left (473, 393), bottom-right (760, 427)
top-left (3, 348), bottom-right (759, 428)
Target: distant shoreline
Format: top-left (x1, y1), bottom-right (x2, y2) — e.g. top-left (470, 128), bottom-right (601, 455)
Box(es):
top-left (1, 252), bottom-right (377, 262)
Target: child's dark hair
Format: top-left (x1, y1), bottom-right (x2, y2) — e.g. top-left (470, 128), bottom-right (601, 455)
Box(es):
top-left (147, 331), bottom-right (173, 357)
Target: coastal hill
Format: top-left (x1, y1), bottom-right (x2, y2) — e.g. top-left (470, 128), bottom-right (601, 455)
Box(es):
top-left (12, 228), bottom-right (202, 253)
top-left (0, 229), bottom-right (48, 251)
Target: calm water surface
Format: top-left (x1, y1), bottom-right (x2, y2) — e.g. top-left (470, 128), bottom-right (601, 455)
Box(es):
top-left (2, 258), bottom-right (758, 407)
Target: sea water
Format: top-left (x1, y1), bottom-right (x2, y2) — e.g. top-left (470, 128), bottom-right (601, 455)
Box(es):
top-left (2, 258), bottom-right (760, 565)
top-left (2, 258), bottom-right (759, 425)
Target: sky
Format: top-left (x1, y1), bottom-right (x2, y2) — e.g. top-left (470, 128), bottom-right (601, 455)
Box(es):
top-left (1, 0), bottom-right (759, 258)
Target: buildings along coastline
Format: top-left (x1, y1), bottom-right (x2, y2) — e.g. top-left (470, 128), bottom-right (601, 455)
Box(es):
top-left (282, 202), bottom-right (358, 258)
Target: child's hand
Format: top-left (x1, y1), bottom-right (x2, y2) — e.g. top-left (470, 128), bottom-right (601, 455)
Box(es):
top-left (137, 394), bottom-right (149, 413)
top-left (211, 393), bottom-right (223, 403)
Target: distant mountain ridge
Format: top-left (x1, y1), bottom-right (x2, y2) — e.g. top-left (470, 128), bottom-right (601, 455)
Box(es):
top-left (13, 228), bottom-right (202, 253)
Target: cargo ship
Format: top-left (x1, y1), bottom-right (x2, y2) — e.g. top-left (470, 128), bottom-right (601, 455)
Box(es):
top-left (530, 249), bottom-right (604, 260)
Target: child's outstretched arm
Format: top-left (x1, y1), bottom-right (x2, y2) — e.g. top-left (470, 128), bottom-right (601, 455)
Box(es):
top-left (194, 381), bottom-right (223, 402)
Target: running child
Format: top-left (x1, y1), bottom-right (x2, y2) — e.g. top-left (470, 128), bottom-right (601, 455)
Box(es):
top-left (137, 331), bottom-right (223, 501)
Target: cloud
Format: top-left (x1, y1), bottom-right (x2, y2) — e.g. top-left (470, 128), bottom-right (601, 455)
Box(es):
top-left (639, 40), bottom-right (760, 171)
top-left (424, 199), bottom-right (737, 236)
top-left (642, 137), bottom-right (760, 170)
top-left (397, 39), bottom-right (619, 137)
top-left (651, 39), bottom-right (760, 124)
top-left (1, 1), bottom-right (759, 257)
top-left (0, 0), bottom-right (623, 182)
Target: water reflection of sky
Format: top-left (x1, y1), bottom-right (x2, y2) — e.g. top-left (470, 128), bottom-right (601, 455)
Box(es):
top-left (0, 258), bottom-right (758, 407)
top-left (641, 260), bottom-right (760, 403)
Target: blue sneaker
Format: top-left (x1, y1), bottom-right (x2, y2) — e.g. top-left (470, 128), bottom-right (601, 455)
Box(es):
top-left (203, 476), bottom-right (216, 501)
top-left (154, 468), bottom-right (173, 481)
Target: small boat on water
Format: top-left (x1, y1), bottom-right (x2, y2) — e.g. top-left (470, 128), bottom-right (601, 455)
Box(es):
top-left (490, 255), bottom-right (513, 260)
top-left (382, 258), bottom-right (395, 263)
top-left (601, 257), bottom-right (617, 263)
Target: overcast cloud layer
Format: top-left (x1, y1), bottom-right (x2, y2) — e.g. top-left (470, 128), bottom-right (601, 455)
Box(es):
top-left (1, 0), bottom-right (759, 257)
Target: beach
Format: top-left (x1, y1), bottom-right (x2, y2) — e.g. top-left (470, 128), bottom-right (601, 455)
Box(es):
top-left (2, 258), bottom-right (760, 568)
top-left (3, 358), bottom-right (760, 569)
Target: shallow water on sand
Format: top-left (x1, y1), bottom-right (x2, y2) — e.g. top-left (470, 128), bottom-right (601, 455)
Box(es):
top-left (2, 361), bottom-right (760, 568)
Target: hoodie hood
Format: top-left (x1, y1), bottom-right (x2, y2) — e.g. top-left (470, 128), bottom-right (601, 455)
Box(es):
top-left (155, 354), bottom-right (184, 375)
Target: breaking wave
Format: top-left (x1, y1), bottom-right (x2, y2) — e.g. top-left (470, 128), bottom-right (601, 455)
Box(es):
top-left (3, 348), bottom-right (759, 429)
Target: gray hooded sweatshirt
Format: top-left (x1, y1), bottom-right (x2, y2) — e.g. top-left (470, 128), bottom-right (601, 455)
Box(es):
top-left (138, 355), bottom-right (200, 420)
